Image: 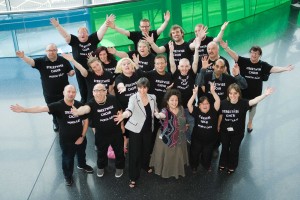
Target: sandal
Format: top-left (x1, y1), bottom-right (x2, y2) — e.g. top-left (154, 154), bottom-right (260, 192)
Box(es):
top-left (129, 180), bottom-right (136, 188)
top-left (227, 169), bottom-right (235, 175)
top-left (219, 166), bottom-right (225, 171)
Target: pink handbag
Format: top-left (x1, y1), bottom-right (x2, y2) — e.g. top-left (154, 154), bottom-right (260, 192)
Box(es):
top-left (107, 145), bottom-right (115, 159)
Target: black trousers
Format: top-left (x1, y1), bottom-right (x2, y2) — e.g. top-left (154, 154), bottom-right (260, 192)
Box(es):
top-left (96, 132), bottom-right (125, 169)
top-left (219, 131), bottom-right (244, 170)
top-left (59, 138), bottom-right (87, 179)
top-left (74, 68), bottom-right (88, 103)
top-left (128, 129), bottom-right (153, 181)
top-left (190, 132), bottom-right (216, 170)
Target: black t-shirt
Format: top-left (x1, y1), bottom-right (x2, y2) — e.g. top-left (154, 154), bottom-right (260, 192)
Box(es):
top-left (138, 69), bottom-right (173, 109)
top-left (48, 99), bottom-right (88, 143)
top-left (128, 51), bottom-right (155, 72)
top-left (102, 59), bottom-right (118, 81)
top-left (87, 95), bottom-right (122, 141)
top-left (164, 41), bottom-right (193, 72)
top-left (189, 36), bottom-right (214, 58)
top-left (220, 99), bottom-right (250, 133)
top-left (238, 56), bottom-right (273, 99)
top-left (172, 69), bottom-right (196, 108)
top-left (203, 72), bottom-right (236, 103)
top-left (85, 70), bottom-right (113, 101)
top-left (191, 105), bottom-right (218, 142)
top-left (129, 30), bottom-right (159, 51)
top-left (114, 73), bottom-right (140, 110)
top-left (205, 56), bottom-right (231, 74)
top-left (33, 56), bottom-right (73, 96)
top-left (189, 36), bottom-right (214, 70)
top-left (69, 33), bottom-right (100, 68)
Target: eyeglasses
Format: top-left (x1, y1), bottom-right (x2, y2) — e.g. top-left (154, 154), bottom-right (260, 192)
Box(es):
top-left (140, 26), bottom-right (150, 28)
top-left (46, 49), bottom-right (57, 52)
top-left (93, 89), bottom-right (107, 93)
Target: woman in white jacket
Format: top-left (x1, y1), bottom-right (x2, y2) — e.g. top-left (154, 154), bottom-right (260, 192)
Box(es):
top-left (114, 77), bottom-right (157, 188)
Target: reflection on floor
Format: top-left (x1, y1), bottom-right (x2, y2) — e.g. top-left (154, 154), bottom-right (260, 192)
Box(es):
top-left (0, 3), bottom-right (300, 200)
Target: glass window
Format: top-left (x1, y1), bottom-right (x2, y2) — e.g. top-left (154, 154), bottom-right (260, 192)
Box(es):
top-left (0, 31), bottom-right (15, 57)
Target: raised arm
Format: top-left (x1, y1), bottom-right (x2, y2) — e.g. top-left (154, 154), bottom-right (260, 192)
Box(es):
top-left (97, 14), bottom-right (115, 40)
top-left (195, 56), bottom-right (212, 87)
top-left (192, 37), bottom-right (202, 73)
top-left (169, 41), bottom-right (176, 74)
top-left (107, 47), bottom-right (129, 59)
top-left (187, 86), bottom-right (198, 113)
top-left (16, 51), bottom-right (35, 66)
top-left (157, 10), bottom-right (170, 35)
top-left (213, 21), bottom-right (229, 42)
top-left (270, 64), bottom-right (294, 73)
top-left (61, 53), bottom-right (88, 77)
top-left (249, 87), bottom-right (274, 106)
top-left (50, 18), bottom-right (71, 43)
top-left (220, 40), bottom-right (239, 62)
top-left (10, 104), bottom-right (49, 113)
top-left (144, 33), bottom-right (166, 53)
top-left (107, 15), bottom-right (130, 37)
top-left (232, 63), bottom-right (248, 89)
top-left (189, 25), bottom-right (208, 50)
top-left (210, 82), bottom-right (220, 111)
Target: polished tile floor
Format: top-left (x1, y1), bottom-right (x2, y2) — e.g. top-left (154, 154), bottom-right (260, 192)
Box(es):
top-left (1, 3), bottom-right (300, 200)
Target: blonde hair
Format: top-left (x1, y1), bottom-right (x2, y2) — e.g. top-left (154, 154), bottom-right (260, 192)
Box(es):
top-left (115, 58), bottom-right (136, 74)
top-left (138, 40), bottom-right (151, 53)
top-left (87, 56), bottom-right (103, 73)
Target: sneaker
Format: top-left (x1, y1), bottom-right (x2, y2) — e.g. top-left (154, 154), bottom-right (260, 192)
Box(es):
top-left (65, 177), bottom-right (73, 186)
top-left (291, 3), bottom-right (300, 8)
top-left (53, 123), bottom-right (59, 132)
top-left (97, 168), bottom-right (104, 177)
top-left (115, 169), bottom-right (123, 178)
top-left (77, 165), bottom-right (94, 173)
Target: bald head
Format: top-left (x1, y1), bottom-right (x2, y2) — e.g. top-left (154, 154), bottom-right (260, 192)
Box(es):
top-left (64, 84), bottom-right (76, 91)
top-left (63, 85), bottom-right (77, 102)
top-left (207, 41), bottom-right (219, 60)
top-left (46, 43), bottom-right (58, 61)
top-left (93, 83), bottom-right (106, 91)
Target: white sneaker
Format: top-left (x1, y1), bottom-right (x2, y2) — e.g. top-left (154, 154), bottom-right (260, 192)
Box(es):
top-left (291, 3), bottom-right (300, 8)
top-left (115, 169), bottom-right (123, 178)
top-left (97, 168), bottom-right (104, 177)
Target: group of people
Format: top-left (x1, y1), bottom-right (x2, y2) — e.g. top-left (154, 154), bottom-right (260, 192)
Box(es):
top-left (10, 11), bottom-right (294, 188)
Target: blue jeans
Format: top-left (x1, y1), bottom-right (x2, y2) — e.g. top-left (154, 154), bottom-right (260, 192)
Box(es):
top-left (59, 137), bottom-right (87, 179)
top-left (184, 108), bottom-right (195, 142)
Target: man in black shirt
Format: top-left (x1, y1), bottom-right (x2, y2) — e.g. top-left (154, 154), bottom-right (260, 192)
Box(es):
top-left (220, 40), bottom-right (294, 133)
top-left (16, 43), bottom-right (75, 132)
top-left (50, 15), bottom-right (115, 103)
top-left (10, 85), bottom-right (93, 186)
top-left (108, 11), bottom-right (170, 51)
top-left (71, 83), bottom-right (125, 178)
top-left (145, 24), bottom-right (193, 72)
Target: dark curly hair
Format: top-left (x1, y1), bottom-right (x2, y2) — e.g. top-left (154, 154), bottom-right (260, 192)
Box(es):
top-left (93, 46), bottom-right (117, 63)
top-left (161, 89), bottom-right (182, 109)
